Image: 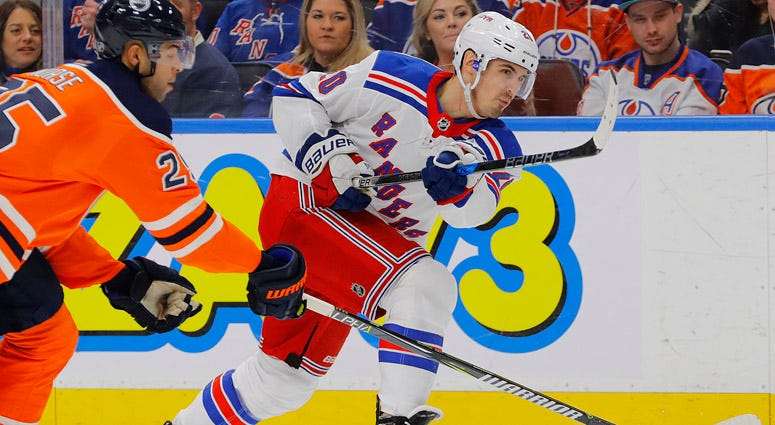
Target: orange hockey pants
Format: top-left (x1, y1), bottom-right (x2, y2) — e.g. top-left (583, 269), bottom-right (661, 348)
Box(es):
top-left (0, 305), bottom-right (79, 422)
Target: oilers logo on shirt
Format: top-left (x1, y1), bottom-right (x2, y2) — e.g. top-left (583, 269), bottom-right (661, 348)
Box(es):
top-left (619, 99), bottom-right (656, 115)
top-left (536, 30), bottom-right (600, 79)
top-left (752, 94), bottom-right (775, 114)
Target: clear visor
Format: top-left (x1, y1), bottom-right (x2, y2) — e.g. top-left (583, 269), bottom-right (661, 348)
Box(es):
top-left (147, 36), bottom-right (196, 70)
top-left (516, 70), bottom-right (536, 100)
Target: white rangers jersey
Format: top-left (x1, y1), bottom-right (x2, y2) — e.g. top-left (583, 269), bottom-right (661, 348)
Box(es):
top-left (579, 44), bottom-right (723, 115)
top-left (271, 50), bottom-right (522, 247)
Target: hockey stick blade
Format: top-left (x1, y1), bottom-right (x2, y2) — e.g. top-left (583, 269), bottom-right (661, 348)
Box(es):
top-left (713, 414), bottom-right (761, 425)
top-left (303, 294), bottom-right (617, 425)
top-left (351, 74), bottom-right (619, 189)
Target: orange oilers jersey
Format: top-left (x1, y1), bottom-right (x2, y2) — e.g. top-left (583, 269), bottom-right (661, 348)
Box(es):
top-left (513, 0), bottom-right (637, 79)
top-left (719, 34), bottom-right (775, 115)
top-left (0, 61), bottom-right (261, 283)
top-left (41, 227), bottom-right (125, 289)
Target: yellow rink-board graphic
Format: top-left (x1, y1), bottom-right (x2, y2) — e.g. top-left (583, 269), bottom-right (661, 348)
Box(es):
top-left (44, 117), bottom-right (775, 424)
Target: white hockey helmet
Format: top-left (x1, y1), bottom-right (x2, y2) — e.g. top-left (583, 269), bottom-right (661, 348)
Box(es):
top-left (453, 12), bottom-right (539, 101)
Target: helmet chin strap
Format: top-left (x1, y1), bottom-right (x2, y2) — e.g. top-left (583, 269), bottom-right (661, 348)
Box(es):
top-left (455, 64), bottom-right (486, 120)
top-left (463, 84), bottom-right (485, 119)
top-left (137, 61), bottom-right (156, 79)
top-left (131, 51), bottom-right (156, 78)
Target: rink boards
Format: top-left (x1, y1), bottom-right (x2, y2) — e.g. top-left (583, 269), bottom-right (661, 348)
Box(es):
top-left (47, 116), bottom-right (775, 424)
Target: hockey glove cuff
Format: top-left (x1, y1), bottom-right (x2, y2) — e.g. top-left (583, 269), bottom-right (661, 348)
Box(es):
top-left (247, 244), bottom-right (306, 320)
top-left (297, 129), bottom-right (358, 177)
top-left (101, 257), bottom-right (202, 333)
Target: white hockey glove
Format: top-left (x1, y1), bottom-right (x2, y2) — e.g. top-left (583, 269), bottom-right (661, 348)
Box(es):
top-left (302, 130), bottom-right (373, 211)
top-left (101, 257), bottom-right (202, 333)
top-left (422, 139), bottom-right (485, 204)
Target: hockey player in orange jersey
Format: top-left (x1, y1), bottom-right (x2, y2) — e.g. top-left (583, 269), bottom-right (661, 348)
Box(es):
top-left (0, 0), bottom-right (307, 423)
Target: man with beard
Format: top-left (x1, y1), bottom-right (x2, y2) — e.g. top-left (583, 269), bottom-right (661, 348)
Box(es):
top-left (578, 0), bottom-right (723, 115)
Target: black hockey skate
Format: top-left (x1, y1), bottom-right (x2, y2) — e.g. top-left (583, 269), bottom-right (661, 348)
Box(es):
top-left (376, 408), bottom-right (442, 425)
top-left (376, 397), bottom-right (443, 425)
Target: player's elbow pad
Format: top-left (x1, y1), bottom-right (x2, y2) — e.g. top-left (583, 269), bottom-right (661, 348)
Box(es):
top-left (439, 186), bottom-right (497, 228)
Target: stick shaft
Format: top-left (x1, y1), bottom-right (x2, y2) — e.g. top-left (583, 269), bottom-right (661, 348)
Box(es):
top-left (303, 294), bottom-right (617, 425)
top-left (353, 138), bottom-right (598, 188)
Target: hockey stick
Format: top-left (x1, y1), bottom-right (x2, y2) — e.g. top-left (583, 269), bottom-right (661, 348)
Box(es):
top-left (352, 72), bottom-right (619, 189)
top-left (303, 294), bottom-right (617, 425)
top-left (714, 415), bottom-right (761, 425)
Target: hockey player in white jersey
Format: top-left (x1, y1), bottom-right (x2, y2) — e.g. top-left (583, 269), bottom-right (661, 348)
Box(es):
top-left (170, 12), bottom-right (539, 425)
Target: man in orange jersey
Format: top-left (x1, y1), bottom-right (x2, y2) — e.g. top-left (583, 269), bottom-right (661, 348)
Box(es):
top-left (513, 0), bottom-right (637, 80)
top-left (0, 0), bottom-right (307, 424)
top-left (719, 0), bottom-right (775, 114)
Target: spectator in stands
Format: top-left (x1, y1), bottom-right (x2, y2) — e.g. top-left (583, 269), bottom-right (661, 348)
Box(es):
top-left (513, 0), bottom-right (638, 80)
top-left (718, 0), bottom-right (775, 114)
top-left (65, 0), bottom-right (207, 64)
top-left (366, 0), bottom-right (511, 52)
top-left (64, 0), bottom-right (100, 63)
top-left (407, 0), bottom-right (536, 116)
top-left (578, 0), bottom-right (723, 115)
top-left (408, 0), bottom-right (479, 72)
top-left (69, 0), bottom-right (241, 117)
top-left (686, 0), bottom-right (770, 60)
top-left (242, 0), bottom-right (373, 117)
top-left (208, 0), bottom-right (305, 63)
top-left (163, 0), bottom-right (243, 117)
top-left (0, 0), bottom-right (41, 83)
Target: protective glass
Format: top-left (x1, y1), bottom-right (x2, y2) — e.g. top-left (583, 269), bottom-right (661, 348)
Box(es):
top-left (147, 36), bottom-right (196, 70)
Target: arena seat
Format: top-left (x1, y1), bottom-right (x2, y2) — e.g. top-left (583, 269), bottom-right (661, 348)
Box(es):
top-left (202, 0), bottom-right (232, 38)
top-left (232, 61), bottom-right (275, 93)
top-left (503, 58), bottom-right (586, 116)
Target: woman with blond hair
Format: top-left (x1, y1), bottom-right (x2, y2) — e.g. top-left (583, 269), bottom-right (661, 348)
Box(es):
top-left (242, 0), bottom-right (373, 117)
top-left (409, 0), bottom-right (479, 72)
top-left (0, 0), bottom-right (41, 83)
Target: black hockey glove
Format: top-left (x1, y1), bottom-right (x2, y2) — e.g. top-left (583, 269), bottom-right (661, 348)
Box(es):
top-left (247, 244), bottom-right (306, 320)
top-left (101, 257), bottom-right (202, 333)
